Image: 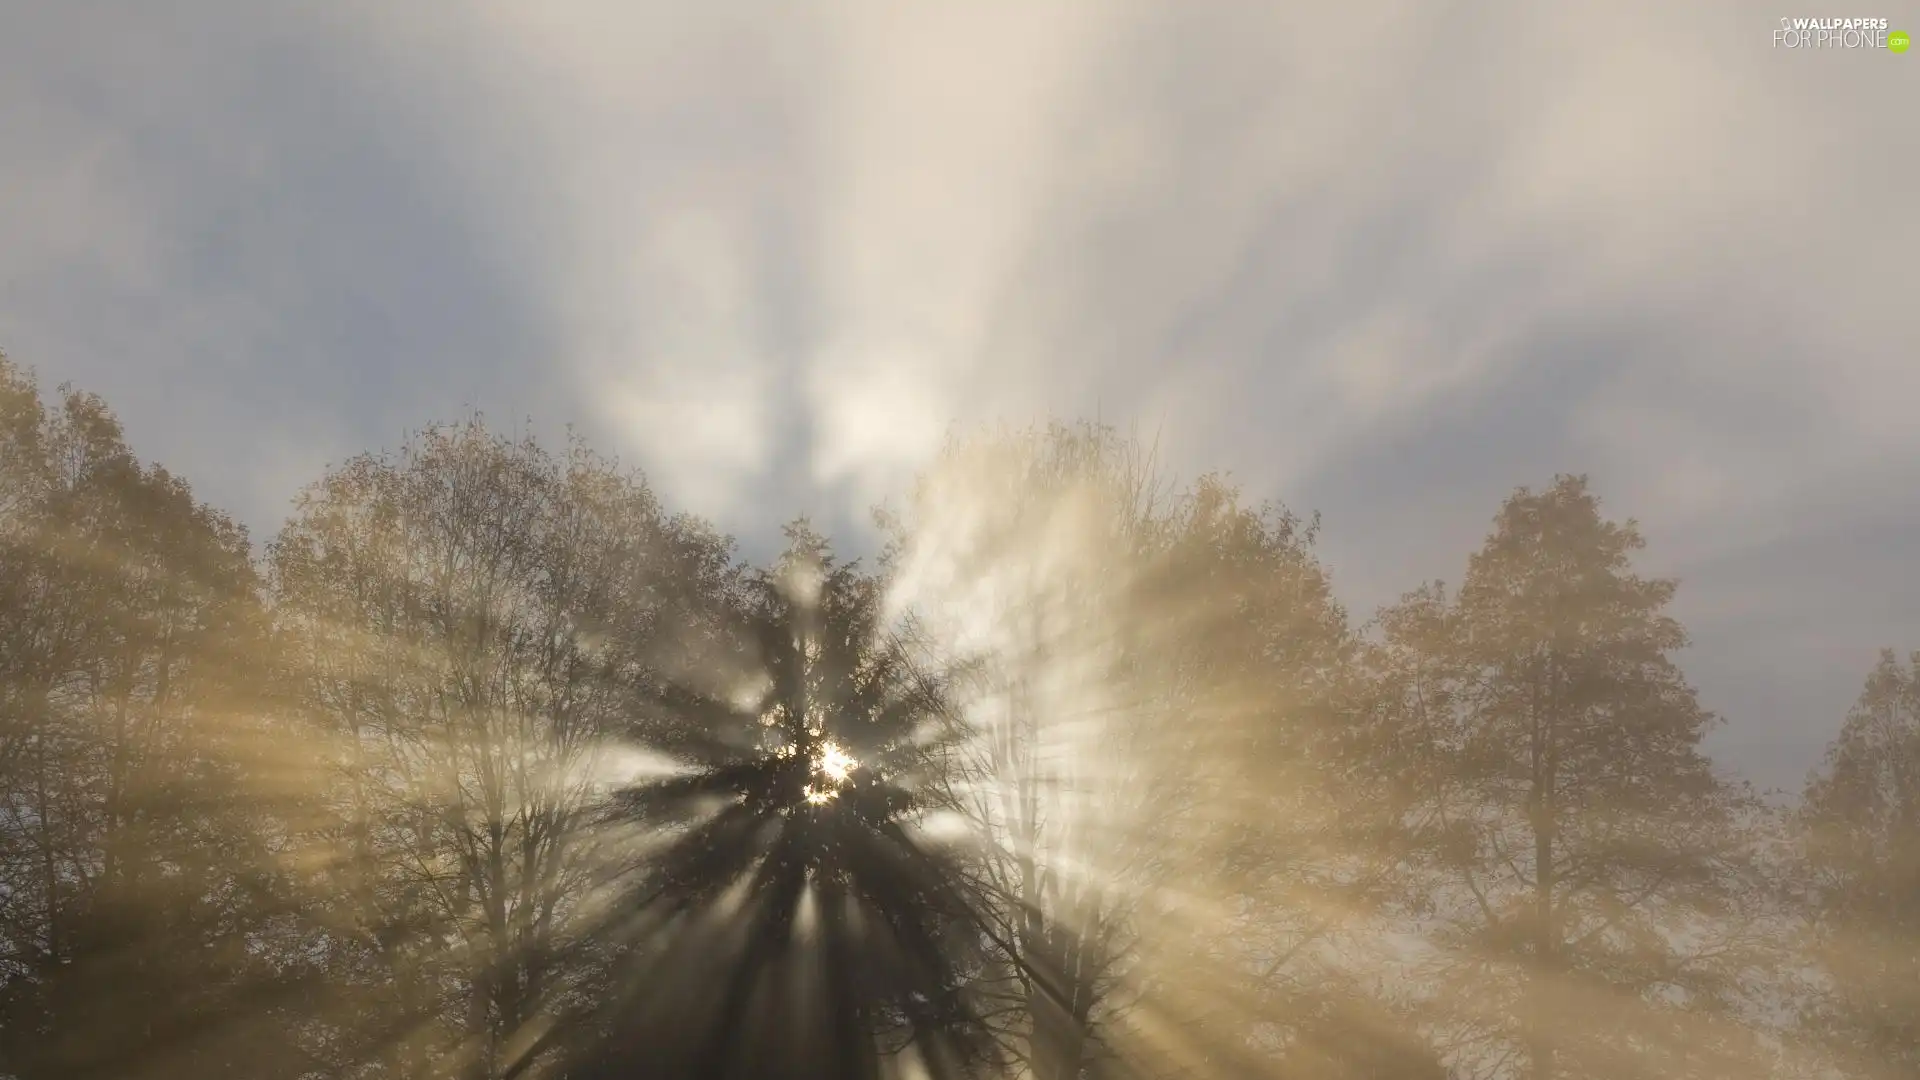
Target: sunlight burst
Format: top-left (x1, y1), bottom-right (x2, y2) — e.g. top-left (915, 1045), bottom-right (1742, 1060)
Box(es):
top-left (818, 741), bottom-right (856, 783)
top-left (801, 741), bottom-right (859, 806)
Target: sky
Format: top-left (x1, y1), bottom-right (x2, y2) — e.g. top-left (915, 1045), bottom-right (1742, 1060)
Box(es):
top-left (1, 0), bottom-right (1914, 793)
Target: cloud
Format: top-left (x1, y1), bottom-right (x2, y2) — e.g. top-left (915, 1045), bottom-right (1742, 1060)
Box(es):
top-left (2, 0), bottom-right (1915, 787)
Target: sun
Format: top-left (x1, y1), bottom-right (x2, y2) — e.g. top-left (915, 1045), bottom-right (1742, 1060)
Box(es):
top-left (818, 741), bottom-right (857, 784)
top-left (797, 742), bottom-right (860, 805)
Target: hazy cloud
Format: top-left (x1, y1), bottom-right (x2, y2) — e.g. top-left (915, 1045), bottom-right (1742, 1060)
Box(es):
top-left (2, 0), bottom-right (1914, 788)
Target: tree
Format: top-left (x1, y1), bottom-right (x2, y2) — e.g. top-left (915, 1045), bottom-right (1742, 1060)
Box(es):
top-left (1799, 649), bottom-right (1920, 1078)
top-left (0, 354), bottom-right (306, 1079)
top-left (267, 419), bottom-right (738, 1079)
top-left (887, 423), bottom-right (1363, 1080)
top-left (1371, 476), bottom-right (1764, 1080)
top-left (4, 347), bottom-right (1855, 1080)
top-left (1131, 474), bottom-right (1399, 1080)
top-left (884, 422), bottom-right (1200, 1080)
top-left (553, 520), bottom-right (991, 1080)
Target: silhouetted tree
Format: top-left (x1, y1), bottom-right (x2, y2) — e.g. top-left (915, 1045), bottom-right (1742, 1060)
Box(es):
top-left (548, 520), bottom-right (993, 1080)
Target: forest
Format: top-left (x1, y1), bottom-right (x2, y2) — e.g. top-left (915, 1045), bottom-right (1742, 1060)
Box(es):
top-left (0, 348), bottom-right (1913, 1080)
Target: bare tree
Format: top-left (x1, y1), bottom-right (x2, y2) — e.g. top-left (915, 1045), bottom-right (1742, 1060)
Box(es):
top-left (268, 419), bottom-right (736, 1079)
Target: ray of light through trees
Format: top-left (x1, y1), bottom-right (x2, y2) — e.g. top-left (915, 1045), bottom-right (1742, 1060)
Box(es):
top-left (0, 350), bottom-right (1911, 1080)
